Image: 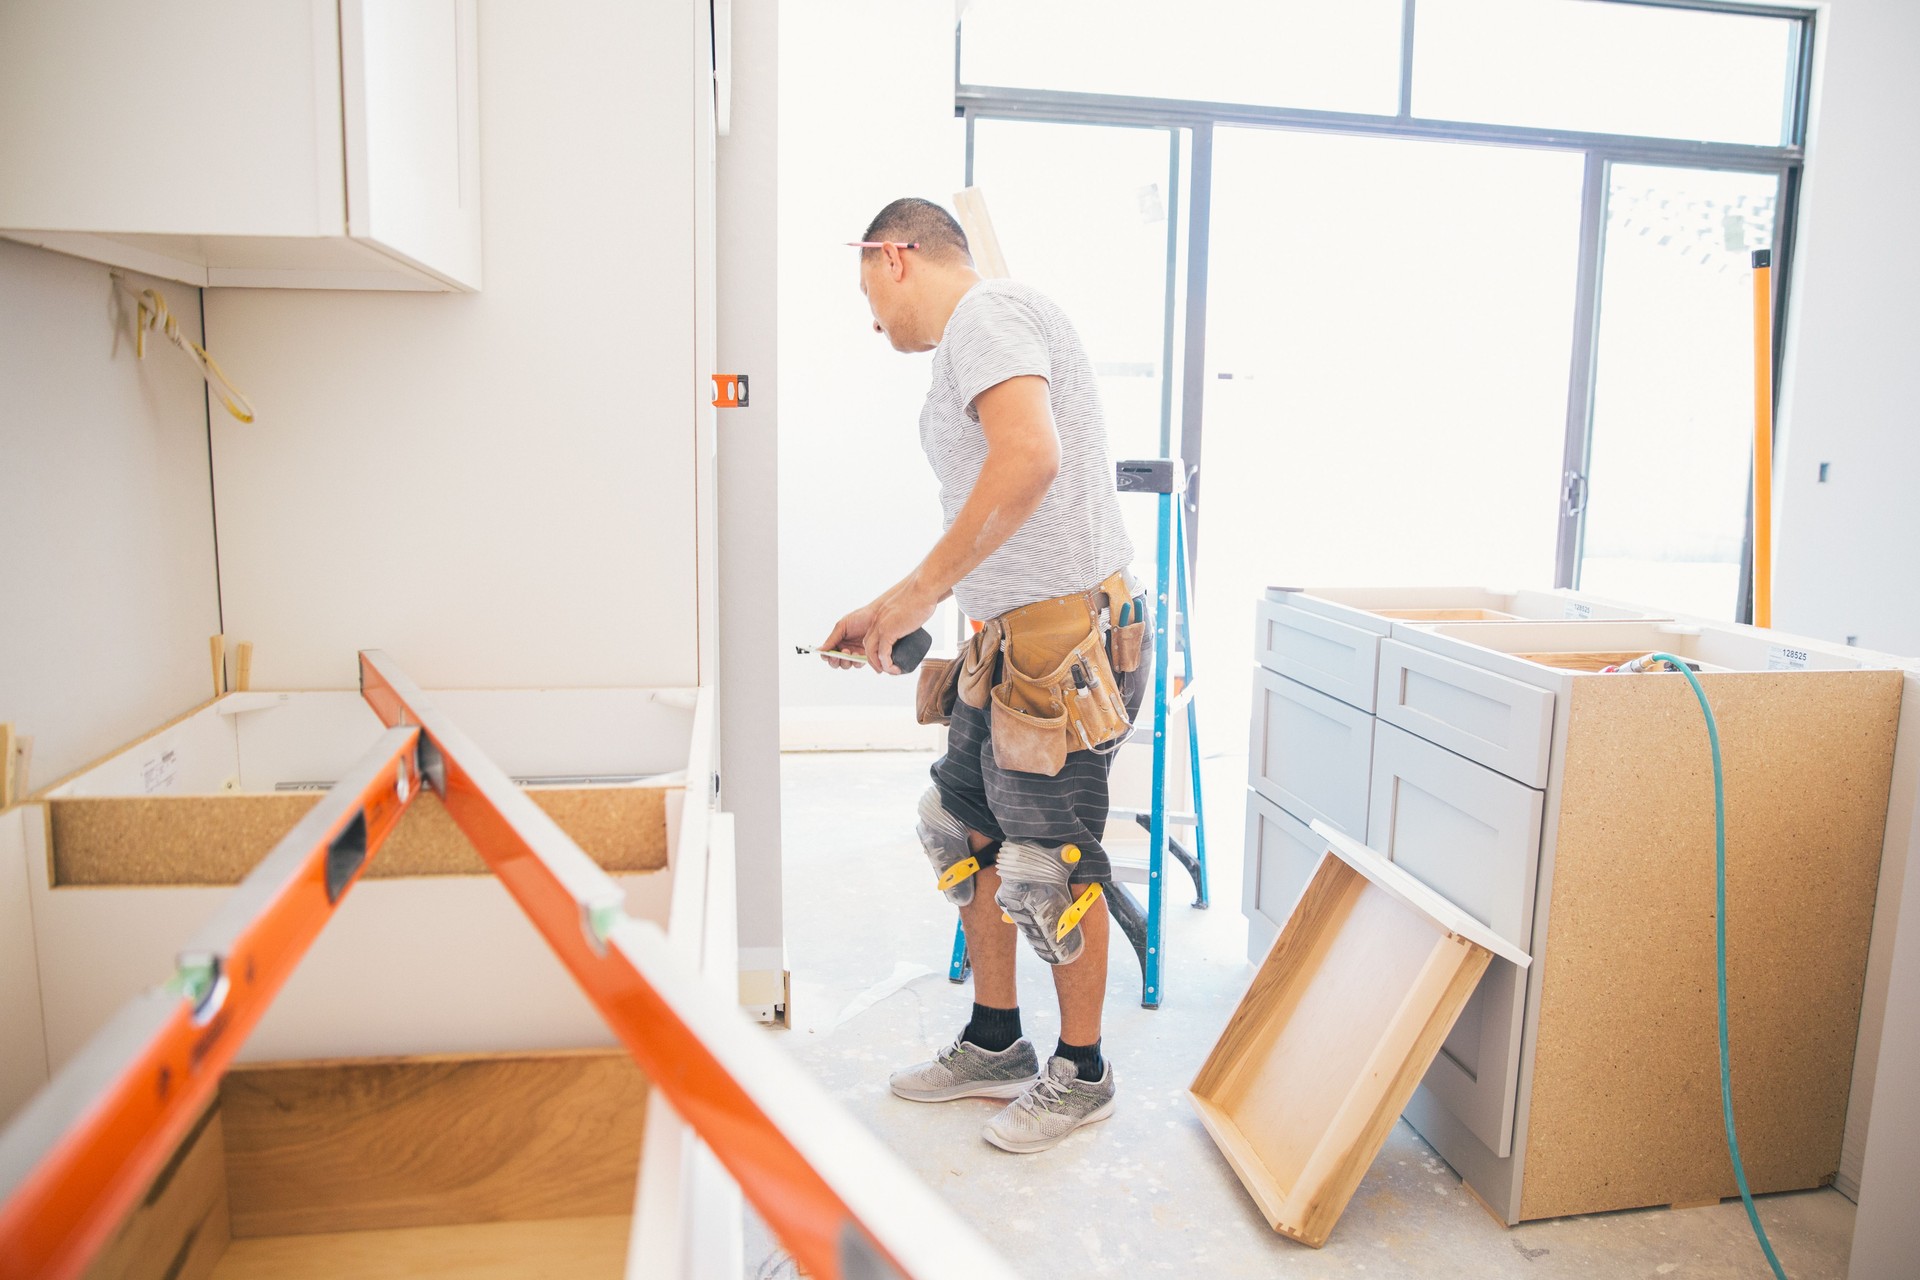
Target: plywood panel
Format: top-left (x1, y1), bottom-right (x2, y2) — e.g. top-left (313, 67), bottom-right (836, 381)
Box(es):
top-left (211, 1215), bottom-right (628, 1280)
top-left (48, 786), bottom-right (668, 885)
top-left (222, 1051), bottom-right (647, 1237)
top-left (84, 1105), bottom-right (230, 1280)
top-left (1519, 670), bottom-right (1903, 1220)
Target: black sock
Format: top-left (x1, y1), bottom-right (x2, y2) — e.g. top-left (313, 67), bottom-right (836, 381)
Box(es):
top-left (1056, 1037), bottom-right (1104, 1081)
top-left (963, 1002), bottom-right (1022, 1052)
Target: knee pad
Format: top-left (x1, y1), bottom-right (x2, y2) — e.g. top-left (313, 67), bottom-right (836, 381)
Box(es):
top-left (916, 787), bottom-right (979, 906)
top-left (994, 841), bottom-right (1103, 967)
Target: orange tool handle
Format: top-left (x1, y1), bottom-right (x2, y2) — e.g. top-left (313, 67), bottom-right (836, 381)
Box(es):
top-left (0, 727), bottom-right (422, 1280)
top-left (1752, 250), bottom-right (1774, 628)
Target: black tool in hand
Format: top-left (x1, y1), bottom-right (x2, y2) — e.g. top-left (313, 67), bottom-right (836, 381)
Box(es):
top-left (795, 626), bottom-right (934, 674)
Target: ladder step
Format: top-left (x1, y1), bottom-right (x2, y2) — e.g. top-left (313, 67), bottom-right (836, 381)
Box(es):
top-left (1110, 808), bottom-right (1199, 826)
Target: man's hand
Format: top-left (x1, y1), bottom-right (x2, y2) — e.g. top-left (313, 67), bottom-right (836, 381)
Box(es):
top-left (821, 578), bottom-right (940, 675)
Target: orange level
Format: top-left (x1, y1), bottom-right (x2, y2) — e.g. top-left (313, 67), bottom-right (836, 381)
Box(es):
top-left (1, 656), bottom-right (1010, 1280)
top-left (0, 727), bottom-right (422, 1280)
top-left (360, 650), bottom-right (974, 1280)
top-left (360, 652), bottom-right (929, 1280)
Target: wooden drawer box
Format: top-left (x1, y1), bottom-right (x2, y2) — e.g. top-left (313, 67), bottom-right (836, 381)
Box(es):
top-left (1249, 668), bottom-right (1373, 841)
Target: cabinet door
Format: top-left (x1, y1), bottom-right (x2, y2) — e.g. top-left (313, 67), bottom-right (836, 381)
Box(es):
top-left (1242, 791), bottom-right (1324, 944)
top-left (342, 0), bottom-right (483, 288)
top-left (1253, 599), bottom-right (1380, 711)
top-left (1368, 722), bottom-right (1543, 1156)
top-left (1376, 639), bottom-right (1555, 787)
top-left (1248, 668), bottom-right (1373, 840)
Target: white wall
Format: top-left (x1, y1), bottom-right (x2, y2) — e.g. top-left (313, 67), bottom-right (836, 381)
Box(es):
top-left (717, 1), bottom-right (787, 985)
top-left (0, 242), bottom-right (222, 787)
top-left (1772, 4), bottom-right (1920, 1266)
top-left (1775, 0), bottom-right (1920, 656)
top-left (777, 1), bottom-right (965, 744)
top-left (201, 0), bottom-right (705, 692)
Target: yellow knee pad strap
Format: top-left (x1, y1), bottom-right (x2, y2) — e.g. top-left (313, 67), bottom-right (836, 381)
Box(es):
top-left (1055, 882), bottom-right (1103, 941)
top-left (937, 856), bottom-right (981, 893)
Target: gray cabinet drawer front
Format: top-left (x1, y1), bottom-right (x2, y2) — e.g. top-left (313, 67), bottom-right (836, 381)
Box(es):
top-left (1248, 668), bottom-right (1373, 840)
top-left (1255, 599), bottom-right (1379, 711)
top-left (1376, 639), bottom-right (1555, 787)
top-left (1368, 721), bottom-right (1543, 1157)
top-left (1242, 790), bottom-right (1324, 935)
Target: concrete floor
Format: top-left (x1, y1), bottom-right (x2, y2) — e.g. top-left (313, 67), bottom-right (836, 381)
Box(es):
top-left (748, 749), bottom-right (1856, 1279)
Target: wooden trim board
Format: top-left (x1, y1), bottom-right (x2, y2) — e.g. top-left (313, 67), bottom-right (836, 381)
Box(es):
top-left (48, 787), bottom-right (668, 885)
top-left (1191, 837), bottom-right (1509, 1247)
top-left (222, 1050), bottom-right (649, 1238)
top-left (209, 1215), bottom-right (631, 1279)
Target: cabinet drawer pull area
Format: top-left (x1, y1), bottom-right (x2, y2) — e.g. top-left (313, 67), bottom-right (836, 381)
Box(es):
top-left (1248, 668), bottom-right (1373, 841)
top-left (1377, 639), bottom-right (1555, 787)
top-left (1367, 721), bottom-right (1544, 1157)
top-left (1242, 791), bottom-right (1324, 937)
top-left (1254, 600), bottom-right (1380, 712)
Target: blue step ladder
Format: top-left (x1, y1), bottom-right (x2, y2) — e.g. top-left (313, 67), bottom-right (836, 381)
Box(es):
top-left (948, 458), bottom-right (1210, 1009)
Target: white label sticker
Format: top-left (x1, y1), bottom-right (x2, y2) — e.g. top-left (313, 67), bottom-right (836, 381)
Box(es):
top-left (140, 747), bottom-right (180, 794)
top-left (1766, 645), bottom-right (1810, 671)
top-left (1563, 601), bottom-right (1593, 620)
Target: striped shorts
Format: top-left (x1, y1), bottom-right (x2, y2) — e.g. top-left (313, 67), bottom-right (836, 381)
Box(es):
top-left (929, 612), bottom-right (1153, 887)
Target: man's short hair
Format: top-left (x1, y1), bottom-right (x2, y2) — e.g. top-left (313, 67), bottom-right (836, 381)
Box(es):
top-left (862, 198), bottom-right (971, 264)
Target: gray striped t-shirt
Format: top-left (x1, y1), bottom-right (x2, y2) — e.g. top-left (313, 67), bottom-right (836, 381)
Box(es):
top-left (920, 278), bottom-right (1134, 621)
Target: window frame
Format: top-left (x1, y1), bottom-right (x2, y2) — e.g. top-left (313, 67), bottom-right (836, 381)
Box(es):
top-left (957, 0), bottom-right (1814, 621)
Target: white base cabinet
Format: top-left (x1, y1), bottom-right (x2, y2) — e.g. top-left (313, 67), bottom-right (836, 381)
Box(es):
top-left (1243, 588), bottom-right (1906, 1222)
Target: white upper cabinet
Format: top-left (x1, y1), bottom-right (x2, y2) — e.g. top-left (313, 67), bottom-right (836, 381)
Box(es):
top-left (0, 1), bottom-right (481, 291)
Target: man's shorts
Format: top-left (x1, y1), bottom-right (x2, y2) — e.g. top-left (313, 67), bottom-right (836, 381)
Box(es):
top-left (929, 604), bottom-right (1153, 887)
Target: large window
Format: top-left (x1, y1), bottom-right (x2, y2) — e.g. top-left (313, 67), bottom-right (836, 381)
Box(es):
top-left (958, 0), bottom-right (1811, 625)
top-left (960, 0), bottom-right (1405, 115)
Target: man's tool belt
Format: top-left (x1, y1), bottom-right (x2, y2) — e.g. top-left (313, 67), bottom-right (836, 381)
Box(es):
top-left (915, 569), bottom-right (1149, 778)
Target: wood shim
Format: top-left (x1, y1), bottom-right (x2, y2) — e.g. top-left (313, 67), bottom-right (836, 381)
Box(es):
top-left (1191, 829), bottom-right (1516, 1248)
top-left (221, 1050), bottom-right (648, 1238)
top-left (47, 786), bottom-right (668, 886)
top-left (1518, 670), bottom-right (1903, 1220)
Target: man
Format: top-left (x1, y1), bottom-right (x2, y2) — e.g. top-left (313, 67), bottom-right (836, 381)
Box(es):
top-left (820, 197), bottom-right (1149, 1154)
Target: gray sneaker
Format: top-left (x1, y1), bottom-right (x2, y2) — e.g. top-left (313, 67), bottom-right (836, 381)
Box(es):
top-left (889, 1037), bottom-right (1040, 1103)
top-left (983, 1056), bottom-right (1117, 1153)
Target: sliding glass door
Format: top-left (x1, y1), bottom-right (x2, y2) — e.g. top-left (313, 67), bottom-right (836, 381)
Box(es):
top-left (1194, 126), bottom-right (1585, 731)
top-left (1576, 164), bottom-right (1781, 616)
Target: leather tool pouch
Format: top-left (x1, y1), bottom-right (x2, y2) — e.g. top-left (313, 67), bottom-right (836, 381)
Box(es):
top-left (989, 590), bottom-right (1133, 777)
top-left (957, 618), bottom-right (1003, 711)
top-left (914, 655), bottom-right (962, 727)
top-left (1108, 620), bottom-right (1147, 674)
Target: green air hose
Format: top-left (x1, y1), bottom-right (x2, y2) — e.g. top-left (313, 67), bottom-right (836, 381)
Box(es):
top-left (1645, 653), bottom-right (1788, 1280)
